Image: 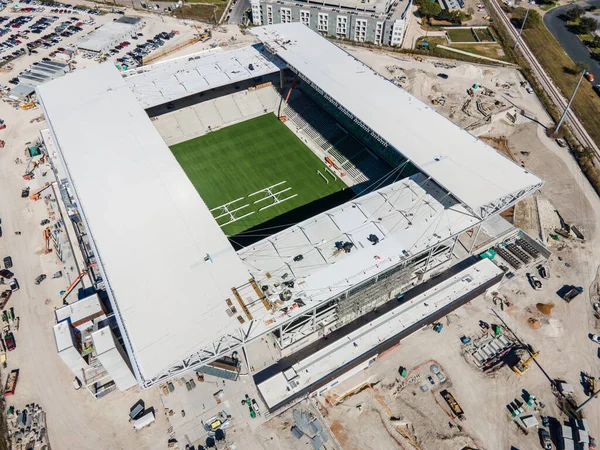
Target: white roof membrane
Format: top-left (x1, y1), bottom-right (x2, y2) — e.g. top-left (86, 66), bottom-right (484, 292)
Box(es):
top-left (251, 24), bottom-right (543, 216)
top-left (37, 63), bottom-right (253, 382)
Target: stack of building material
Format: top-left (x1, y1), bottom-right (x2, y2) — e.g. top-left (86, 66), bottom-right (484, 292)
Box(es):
top-left (7, 403), bottom-right (50, 449)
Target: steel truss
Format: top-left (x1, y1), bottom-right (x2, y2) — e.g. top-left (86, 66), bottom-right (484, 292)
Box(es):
top-left (143, 328), bottom-right (249, 388)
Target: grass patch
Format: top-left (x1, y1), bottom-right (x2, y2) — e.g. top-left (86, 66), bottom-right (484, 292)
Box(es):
top-left (474, 27), bottom-right (495, 42)
top-left (170, 114), bottom-right (347, 235)
top-left (446, 28), bottom-right (477, 42)
top-left (172, 4), bottom-right (225, 22)
top-left (449, 43), bottom-right (509, 61)
top-left (184, 0), bottom-right (226, 4)
top-left (518, 16), bottom-right (600, 148)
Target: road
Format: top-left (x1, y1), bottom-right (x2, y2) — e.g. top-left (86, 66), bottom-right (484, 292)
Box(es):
top-left (228, 0), bottom-right (249, 25)
top-left (543, 0), bottom-right (600, 83)
top-left (487, 0), bottom-right (600, 157)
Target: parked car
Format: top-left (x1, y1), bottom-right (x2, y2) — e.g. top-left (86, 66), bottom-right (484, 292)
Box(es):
top-left (9, 278), bottom-right (19, 291)
top-left (0, 269), bottom-right (14, 279)
top-left (437, 73), bottom-right (449, 79)
top-left (4, 332), bottom-right (15, 351)
top-left (34, 274), bottom-right (46, 285)
top-left (3, 256), bottom-right (12, 269)
top-left (590, 334), bottom-right (600, 344)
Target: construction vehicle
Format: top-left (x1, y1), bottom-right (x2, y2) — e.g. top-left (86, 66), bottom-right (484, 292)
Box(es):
top-left (511, 350), bottom-right (539, 375)
top-left (440, 390), bottom-right (464, 420)
top-left (278, 79), bottom-right (297, 120)
top-left (582, 372), bottom-right (597, 396)
top-left (43, 227), bottom-right (52, 254)
top-left (242, 394), bottom-right (256, 418)
top-left (21, 187), bottom-right (29, 198)
top-left (3, 368), bottom-right (18, 396)
top-left (20, 102), bottom-right (35, 110)
top-left (56, 270), bottom-right (88, 307)
top-left (30, 182), bottom-right (52, 201)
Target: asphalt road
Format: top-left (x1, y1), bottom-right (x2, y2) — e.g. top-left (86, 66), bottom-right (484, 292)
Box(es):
top-left (543, 0), bottom-right (600, 83)
top-left (228, 0), bottom-right (250, 24)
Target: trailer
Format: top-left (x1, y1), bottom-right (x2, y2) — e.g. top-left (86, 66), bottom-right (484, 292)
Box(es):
top-left (4, 369), bottom-right (18, 396)
top-left (133, 410), bottom-right (155, 431)
top-left (561, 286), bottom-right (583, 303)
top-left (440, 389), bottom-right (465, 420)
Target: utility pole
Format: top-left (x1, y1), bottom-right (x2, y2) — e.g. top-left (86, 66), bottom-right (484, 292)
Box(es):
top-left (556, 69), bottom-right (586, 134)
top-left (514, 7), bottom-right (530, 50)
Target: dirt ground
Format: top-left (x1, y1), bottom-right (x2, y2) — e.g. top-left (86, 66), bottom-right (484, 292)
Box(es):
top-left (2, 9), bottom-right (600, 450)
top-left (0, 4), bottom-right (257, 450)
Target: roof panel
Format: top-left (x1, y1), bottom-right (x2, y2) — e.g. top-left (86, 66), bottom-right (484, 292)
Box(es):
top-left (251, 24), bottom-right (543, 214)
top-left (37, 63), bottom-right (252, 382)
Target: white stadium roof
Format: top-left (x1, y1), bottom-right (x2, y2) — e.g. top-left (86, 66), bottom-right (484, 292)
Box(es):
top-left (37, 25), bottom-right (542, 386)
top-left (252, 24), bottom-right (543, 217)
top-left (37, 63), bottom-right (253, 383)
top-left (122, 45), bottom-right (283, 109)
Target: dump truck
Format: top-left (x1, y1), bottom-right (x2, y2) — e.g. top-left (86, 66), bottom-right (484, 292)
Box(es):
top-left (440, 390), bottom-right (464, 420)
top-left (4, 369), bottom-right (18, 396)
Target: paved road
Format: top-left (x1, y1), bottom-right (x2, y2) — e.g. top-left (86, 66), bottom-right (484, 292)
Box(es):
top-left (487, 0), bottom-right (600, 155)
top-left (228, 0), bottom-right (249, 25)
top-left (544, 0), bottom-right (600, 83)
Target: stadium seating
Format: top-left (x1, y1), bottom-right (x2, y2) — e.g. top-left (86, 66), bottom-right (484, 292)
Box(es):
top-left (284, 94), bottom-right (392, 187)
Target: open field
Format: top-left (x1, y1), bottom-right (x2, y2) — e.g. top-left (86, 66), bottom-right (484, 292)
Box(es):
top-left (447, 28), bottom-right (478, 42)
top-left (518, 13), bottom-right (600, 149)
top-left (170, 114), bottom-right (347, 236)
top-left (450, 43), bottom-right (509, 60)
top-left (172, 4), bottom-right (226, 22)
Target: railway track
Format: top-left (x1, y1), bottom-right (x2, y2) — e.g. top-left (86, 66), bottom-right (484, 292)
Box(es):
top-left (487, 0), bottom-right (600, 159)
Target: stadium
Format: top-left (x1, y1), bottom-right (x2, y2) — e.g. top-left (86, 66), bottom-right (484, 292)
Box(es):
top-left (39, 24), bottom-right (543, 408)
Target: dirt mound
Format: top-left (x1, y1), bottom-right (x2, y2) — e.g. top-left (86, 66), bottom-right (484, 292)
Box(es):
top-left (536, 303), bottom-right (555, 316)
top-left (527, 317), bottom-right (541, 329)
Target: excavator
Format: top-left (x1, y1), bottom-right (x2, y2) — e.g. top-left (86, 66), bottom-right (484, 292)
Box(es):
top-left (512, 350), bottom-right (539, 376)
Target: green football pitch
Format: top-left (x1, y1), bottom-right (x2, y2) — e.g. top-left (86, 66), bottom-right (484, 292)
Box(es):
top-left (170, 114), bottom-right (348, 236)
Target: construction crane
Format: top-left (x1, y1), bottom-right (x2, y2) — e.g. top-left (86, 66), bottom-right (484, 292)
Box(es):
top-left (30, 182), bottom-right (52, 201)
top-left (512, 350), bottom-right (539, 376)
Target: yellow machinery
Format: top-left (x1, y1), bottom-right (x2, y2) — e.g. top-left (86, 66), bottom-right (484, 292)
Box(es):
top-left (512, 351), bottom-right (539, 376)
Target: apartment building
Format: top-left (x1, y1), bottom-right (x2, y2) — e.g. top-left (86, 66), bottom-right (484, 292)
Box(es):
top-left (251, 0), bottom-right (412, 46)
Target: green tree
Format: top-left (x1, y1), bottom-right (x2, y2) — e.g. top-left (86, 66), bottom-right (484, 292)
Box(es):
top-left (419, 1), bottom-right (442, 19)
top-left (578, 16), bottom-right (598, 34)
top-left (514, 8), bottom-right (542, 29)
top-left (565, 5), bottom-right (584, 22)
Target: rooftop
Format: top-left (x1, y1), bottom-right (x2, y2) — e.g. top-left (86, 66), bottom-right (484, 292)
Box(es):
top-left (37, 63), bottom-right (254, 383)
top-left (251, 24), bottom-right (543, 217)
top-left (122, 45), bottom-right (283, 109)
top-left (256, 258), bottom-right (504, 410)
top-left (78, 20), bottom-right (139, 52)
top-left (240, 173), bottom-right (482, 334)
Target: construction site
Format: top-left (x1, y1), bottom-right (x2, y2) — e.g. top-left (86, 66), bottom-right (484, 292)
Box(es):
top-left (0, 13), bottom-right (598, 450)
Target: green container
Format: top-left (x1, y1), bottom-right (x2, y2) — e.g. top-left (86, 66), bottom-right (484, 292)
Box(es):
top-left (400, 368), bottom-right (408, 378)
top-left (494, 325), bottom-right (501, 336)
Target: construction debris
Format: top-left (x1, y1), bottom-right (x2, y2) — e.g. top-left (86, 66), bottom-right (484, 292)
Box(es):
top-left (536, 303), bottom-right (554, 316)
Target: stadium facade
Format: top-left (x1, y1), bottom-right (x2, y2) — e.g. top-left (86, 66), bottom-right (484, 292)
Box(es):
top-left (38, 24), bottom-right (542, 406)
top-left (250, 0), bottom-right (411, 46)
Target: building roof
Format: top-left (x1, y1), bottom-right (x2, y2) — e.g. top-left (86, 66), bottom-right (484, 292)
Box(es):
top-left (55, 293), bottom-right (103, 324)
top-left (256, 258), bottom-right (503, 409)
top-left (37, 63), bottom-right (253, 383)
top-left (122, 45), bottom-right (283, 109)
top-left (240, 173), bottom-right (482, 334)
top-left (78, 21), bottom-right (138, 52)
top-left (251, 24), bottom-right (543, 217)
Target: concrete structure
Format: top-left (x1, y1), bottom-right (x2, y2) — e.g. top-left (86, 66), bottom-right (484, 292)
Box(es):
top-left (255, 258), bottom-right (504, 411)
top-left (37, 24), bottom-right (542, 393)
top-left (52, 293), bottom-right (136, 398)
top-left (122, 45), bottom-right (283, 109)
top-left (78, 16), bottom-right (144, 54)
top-left (251, 0), bottom-right (412, 46)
